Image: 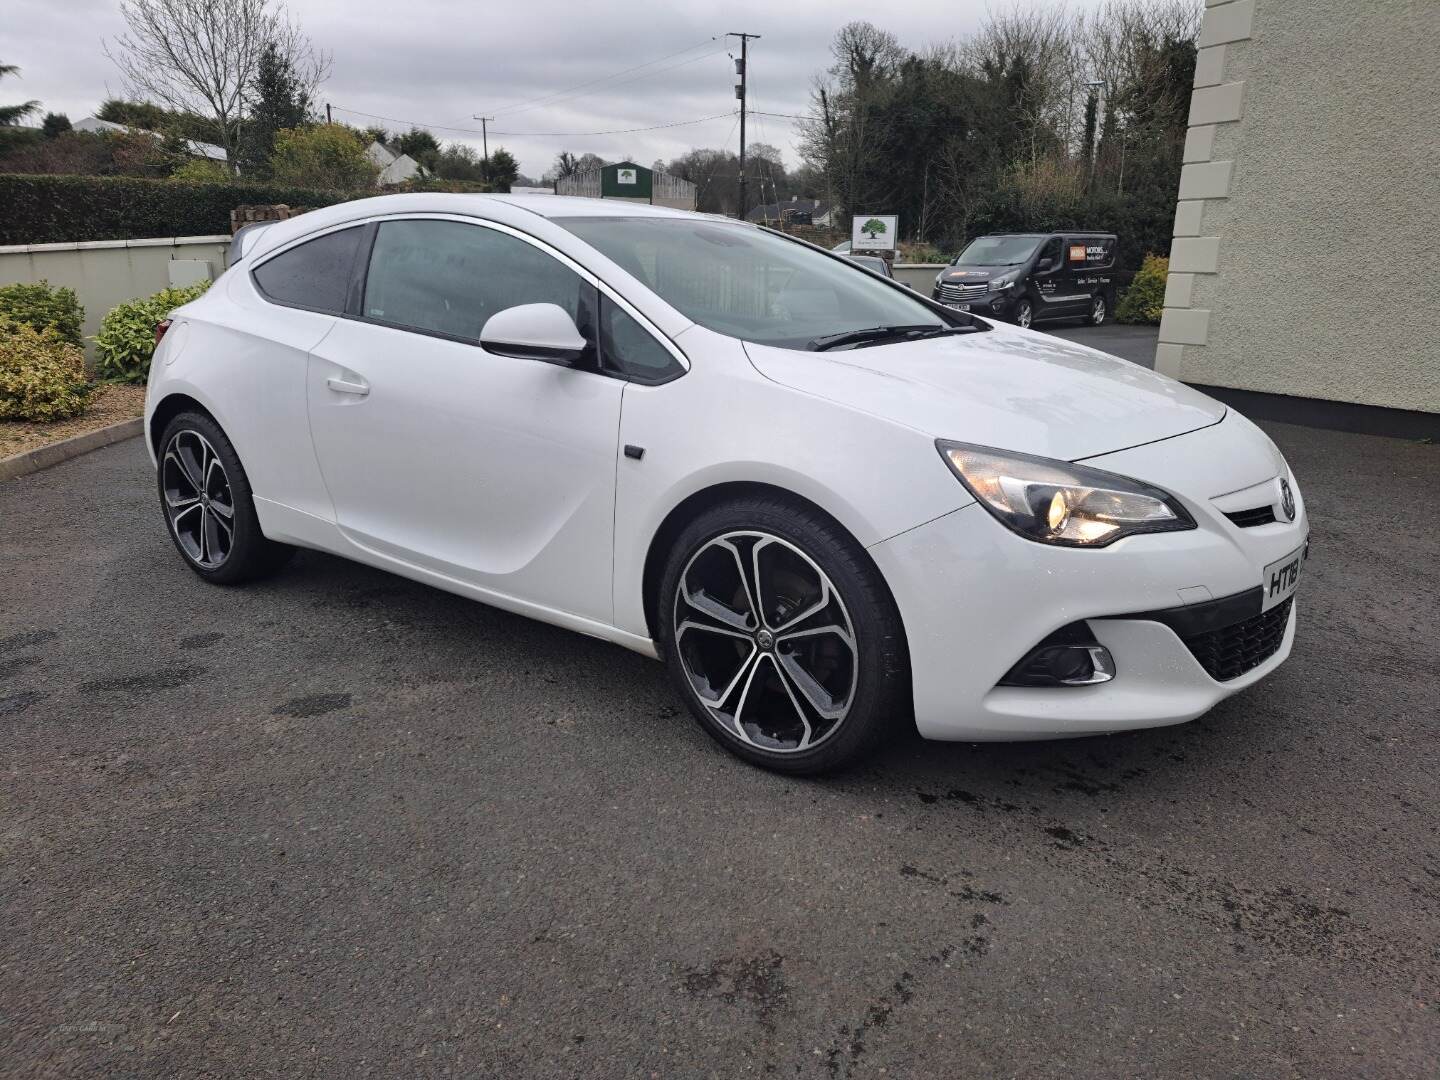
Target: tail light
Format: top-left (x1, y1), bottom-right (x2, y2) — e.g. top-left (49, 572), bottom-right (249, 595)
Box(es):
top-left (155, 318), bottom-right (173, 347)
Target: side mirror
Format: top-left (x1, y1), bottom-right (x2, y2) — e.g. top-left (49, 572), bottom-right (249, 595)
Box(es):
top-left (1036, 257), bottom-right (1056, 273)
top-left (480, 303), bottom-right (587, 364)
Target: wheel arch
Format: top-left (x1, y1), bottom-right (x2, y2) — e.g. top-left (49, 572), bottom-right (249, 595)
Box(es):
top-left (149, 392), bottom-right (220, 457)
top-left (638, 480), bottom-right (905, 652)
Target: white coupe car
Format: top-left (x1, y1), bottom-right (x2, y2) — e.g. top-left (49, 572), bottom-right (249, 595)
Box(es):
top-left (145, 194), bottom-right (1307, 773)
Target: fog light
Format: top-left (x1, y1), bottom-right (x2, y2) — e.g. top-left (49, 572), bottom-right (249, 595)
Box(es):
top-left (1000, 627), bottom-right (1115, 687)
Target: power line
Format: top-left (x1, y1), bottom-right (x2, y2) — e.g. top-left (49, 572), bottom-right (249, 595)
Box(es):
top-left (491, 46), bottom-right (730, 121)
top-left (329, 104), bottom-right (737, 139)
top-left (479, 37), bottom-right (721, 118)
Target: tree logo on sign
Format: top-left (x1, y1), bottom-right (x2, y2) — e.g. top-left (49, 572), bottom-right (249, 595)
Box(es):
top-left (861, 218), bottom-right (888, 239)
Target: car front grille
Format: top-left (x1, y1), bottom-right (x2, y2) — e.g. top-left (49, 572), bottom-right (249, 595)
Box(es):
top-left (938, 281), bottom-right (989, 301)
top-left (1223, 505), bottom-right (1277, 528)
top-left (1178, 598), bottom-right (1292, 681)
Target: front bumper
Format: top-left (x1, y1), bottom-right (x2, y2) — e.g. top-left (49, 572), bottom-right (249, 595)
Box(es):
top-left (932, 288), bottom-right (1016, 318)
top-left (869, 412), bottom-right (1308, 742)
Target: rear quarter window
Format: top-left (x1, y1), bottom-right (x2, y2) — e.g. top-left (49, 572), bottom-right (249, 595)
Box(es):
top-left (252, 226), bottom-right (367, 314)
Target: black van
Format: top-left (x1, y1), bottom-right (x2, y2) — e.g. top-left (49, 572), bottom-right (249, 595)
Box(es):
top-left (932, 232), bottom-right (1117, 329)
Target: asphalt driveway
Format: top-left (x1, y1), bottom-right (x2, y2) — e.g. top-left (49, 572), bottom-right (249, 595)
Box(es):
top-left (1046, 323), bottom-right (1159, 368)
top-left (2, 423), bottom-right (1437, 1078)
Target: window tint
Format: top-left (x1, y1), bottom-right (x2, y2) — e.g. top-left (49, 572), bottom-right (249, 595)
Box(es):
top-left (600, 299), bottom-right (682, 382)
top-left (1037, 237), bottom-right (1063, 269)
top-left (363, 219), bottom-right (584, 342)
top-left (1069, 237), bottom-right (1115, 269)
top-left (252, 226), bottom-right (366, 313)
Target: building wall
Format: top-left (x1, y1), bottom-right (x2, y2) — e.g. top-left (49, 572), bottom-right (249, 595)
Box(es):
top-left (1158, 0), bottom-right (1440, 414)
top-left (0, 236), bottom-right (230, 363)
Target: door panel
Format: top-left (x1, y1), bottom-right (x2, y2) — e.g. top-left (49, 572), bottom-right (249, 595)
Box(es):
top-left (307, 319), bottom-right (623, 622)
top-left (1030, 237), bottom-right (1074, 319)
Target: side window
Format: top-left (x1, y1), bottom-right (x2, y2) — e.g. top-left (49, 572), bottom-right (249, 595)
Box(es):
top-left (600, 299), bottom-right (683, 383)
top-left (362, 219), bottom-right (584, 342)
top-left (252, 226), bottom-right (366, 314)
top-left (1037, 237), bottom-right (1063, 271)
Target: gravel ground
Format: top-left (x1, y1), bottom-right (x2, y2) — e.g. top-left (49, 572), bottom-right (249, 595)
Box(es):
top-left (1, 422), bottom-right (1437, 1079)
top-left (0, 384), bottom-right (146, 460)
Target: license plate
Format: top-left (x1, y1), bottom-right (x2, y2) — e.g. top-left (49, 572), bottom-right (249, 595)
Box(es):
top-left (944, 302), bottom-right (971, 311)
top-left (1261, 540), bottom-right (1307, 611)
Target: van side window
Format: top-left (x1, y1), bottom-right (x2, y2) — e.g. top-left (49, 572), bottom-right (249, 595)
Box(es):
top-left (599, 299), bottom-right (683, 383)
top-left (1037, 237), bottom-right (1062, 269)
top-left (252, 226), bottom-right (367, 314)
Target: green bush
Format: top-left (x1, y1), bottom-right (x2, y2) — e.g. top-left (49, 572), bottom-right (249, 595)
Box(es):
top-left (94, 281), bottom-right (211, 383)
top-left (1115, 254), bottom-right (1169, 325)
top-left (0, 173), bottom-right (360, 245)
top-left (0, 319), bottom-right (90, 421)
top-left (0, 280), bottom-right (84, 345)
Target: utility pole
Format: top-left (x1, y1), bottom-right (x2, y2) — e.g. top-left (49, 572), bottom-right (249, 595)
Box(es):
top-left (728, 32), bottom-right (760, 220)
top-left (471, 117), bottom-right (493, 168)
top-left (325, 102), bottom-right (332, 124)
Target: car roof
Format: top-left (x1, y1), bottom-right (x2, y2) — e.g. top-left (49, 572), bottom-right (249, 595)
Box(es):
top-left (240, 192), bottom-right (729, 263)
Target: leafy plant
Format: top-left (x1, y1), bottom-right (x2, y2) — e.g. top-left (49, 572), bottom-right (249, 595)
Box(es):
top-left (94, 281), bottom-right (210, 383)
top-left (268, 124), bottom-right (378, 190)
top-left (1115, 253), bottom-right (1169, 325)
top-left (168, 157), bottom-right (230, 183)
top-left (0, 280), bottom-right (84, 346)
top-left (0, 319), bottom-right (89, 421)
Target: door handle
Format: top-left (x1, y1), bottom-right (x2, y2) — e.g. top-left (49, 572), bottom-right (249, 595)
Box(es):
top-left (326, 376), bottom-right (369, 396)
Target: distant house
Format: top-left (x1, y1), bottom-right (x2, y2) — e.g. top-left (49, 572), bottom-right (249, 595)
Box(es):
top-left (365, 141), bottom-right (421, 186)
top-left (73, 116), bottom-right (228, 164)
top-left (746, 196), bottom-right (832, 227)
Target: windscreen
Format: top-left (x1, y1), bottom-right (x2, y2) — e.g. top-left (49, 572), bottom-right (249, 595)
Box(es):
top-left (559, 217), bottom-right (948, 350)
top-left (954, 236), bottom-right (1042, 266)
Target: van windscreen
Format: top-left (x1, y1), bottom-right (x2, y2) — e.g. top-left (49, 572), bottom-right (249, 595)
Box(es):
top-left (955, 236), bottom-right (1041, 266)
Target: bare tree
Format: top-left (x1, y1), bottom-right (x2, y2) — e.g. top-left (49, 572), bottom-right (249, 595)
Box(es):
top-left (105, 0), bottom-right (329, 172)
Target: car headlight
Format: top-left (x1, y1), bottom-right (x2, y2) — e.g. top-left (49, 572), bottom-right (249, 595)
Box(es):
top-left (989, 277), bottom-right (1012, 291)
top-left (937, 441), bottom-right (1195, 547)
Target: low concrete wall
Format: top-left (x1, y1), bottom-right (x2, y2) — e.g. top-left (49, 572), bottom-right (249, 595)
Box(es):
top-left (893, 263), bottom-right (944, 293)
top-left (0, 235), bottom-right (232, 362)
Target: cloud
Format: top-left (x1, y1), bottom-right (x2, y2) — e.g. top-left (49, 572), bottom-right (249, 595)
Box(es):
top-left (5, 0), bottom-right (1106, 176)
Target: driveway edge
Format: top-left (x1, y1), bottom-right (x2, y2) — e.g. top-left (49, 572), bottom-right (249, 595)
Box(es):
top-left (0, 419), bottom-right (143, 482)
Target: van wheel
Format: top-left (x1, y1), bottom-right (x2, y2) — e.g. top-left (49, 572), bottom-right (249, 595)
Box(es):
top-left (1013, 299), bottom-right (1034, 329)
top-left (1086, 294), bottom-right (1107, 326)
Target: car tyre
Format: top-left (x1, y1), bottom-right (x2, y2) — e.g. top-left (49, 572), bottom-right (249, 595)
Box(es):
top-left (1013, 298), bottom-right (1035, 329)
top-left (658, 494), bottom-right (909, 775)
top-left (1086, 294), bottom-right (1107, 326)
top-left (157, 411), bottom-right (294, 585)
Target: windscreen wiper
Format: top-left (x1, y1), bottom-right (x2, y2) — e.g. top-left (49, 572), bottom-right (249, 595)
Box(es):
top-left (808, 324), bottom-right (948, 351)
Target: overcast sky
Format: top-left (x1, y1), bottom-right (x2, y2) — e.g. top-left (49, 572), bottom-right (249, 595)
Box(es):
top-left (6, 0), bottom-right (1107, 178)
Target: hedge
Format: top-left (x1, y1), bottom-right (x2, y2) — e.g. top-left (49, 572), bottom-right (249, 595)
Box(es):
top-left (0, 173), bottom-right (364, 245)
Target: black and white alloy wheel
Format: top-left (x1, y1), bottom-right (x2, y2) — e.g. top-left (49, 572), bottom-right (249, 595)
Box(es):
top-left (156, 411), bottom-right (293, 584)
top-left (1015, 299), bottom-right (1034, 329)
top-left (659, 496), bottom-right (908, 774)
top-left (162, 429), bottom-right (235, 569)
top-left (1088, 294), bottom-right (1107, 326)
top-left (674, 530), bottom-right (858, 754)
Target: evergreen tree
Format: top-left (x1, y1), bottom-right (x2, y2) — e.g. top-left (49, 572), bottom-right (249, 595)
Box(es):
top-left (238, 41), bottom-right (311, 178)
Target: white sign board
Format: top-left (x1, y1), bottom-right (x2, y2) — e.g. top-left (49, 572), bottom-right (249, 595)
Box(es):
top-left (852, 214), bottom-right (898, 251)
top-left (616, 168), bottom-right (637, 185)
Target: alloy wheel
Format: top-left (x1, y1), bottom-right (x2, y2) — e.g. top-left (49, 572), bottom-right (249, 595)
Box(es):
top-left (162, 429), bottom-right (235, 569)
top-left (1092, 296), bottom-right (1106, 324)
top-left (673, 531), bottom-right (858, 753)
top-left (1017, 302), bottom-right (1033, 329)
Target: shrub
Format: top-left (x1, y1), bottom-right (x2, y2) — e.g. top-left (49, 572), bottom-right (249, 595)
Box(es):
top-left (94, 281), bottom-right (211, 383)
top-left (0, 320), bottom-right (89, 421)
top-left (268, 124), bottom-right (379, 191)
top-left (1115, 254), bottom-right (1169, 325)
top-left (0, 173), bottom-right (357, 245)
top-left (168, 157), bottom-right (230, 183)
top-left (0, 280), bottom-right (84, 345)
